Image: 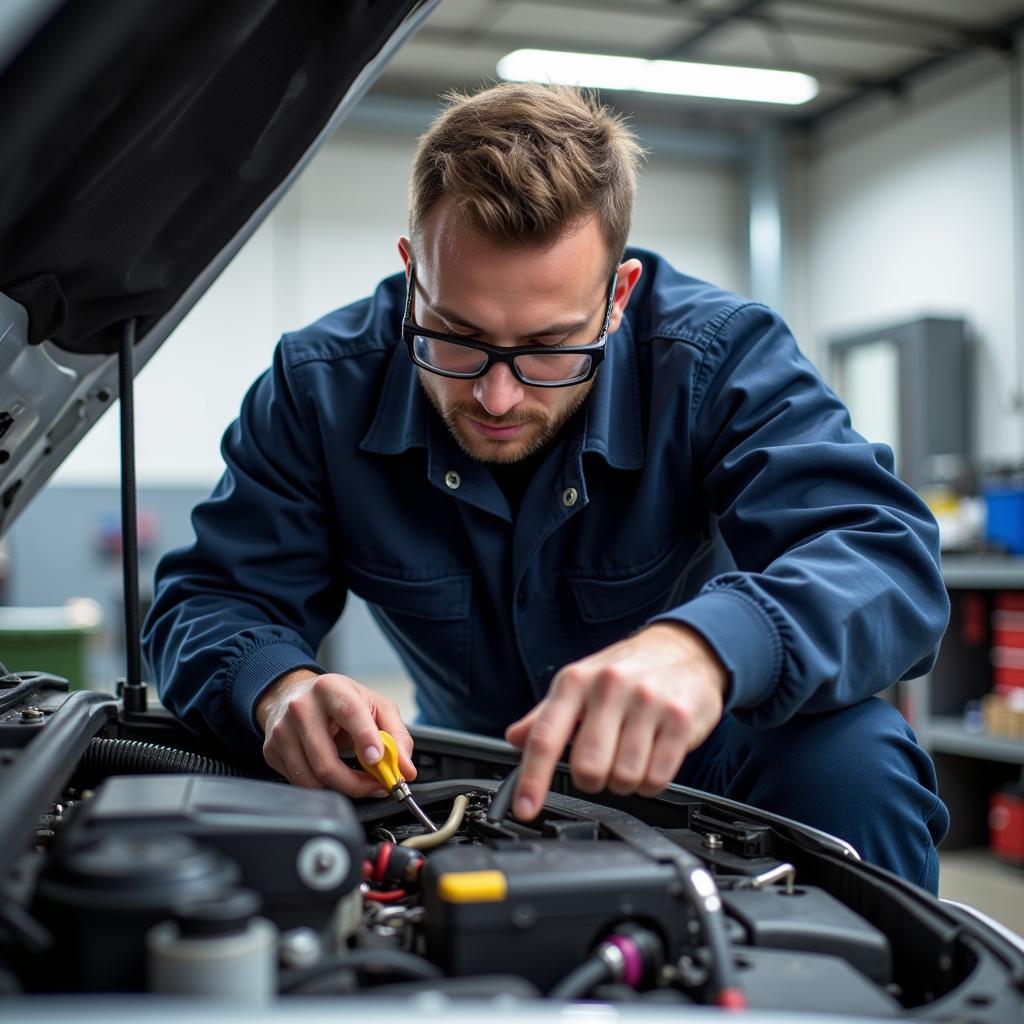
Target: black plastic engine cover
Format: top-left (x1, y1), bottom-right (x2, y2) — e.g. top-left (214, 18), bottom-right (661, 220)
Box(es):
top-left (422, 839), bottom-right (694, 992)
top-left (730, 947), bottom-right (901, 1016)
top-left (722, 885), bottom-right (892, 983)
top-left (54, 774), bottom-right (362, 931)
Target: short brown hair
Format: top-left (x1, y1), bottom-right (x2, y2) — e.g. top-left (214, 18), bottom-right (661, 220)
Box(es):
top-left (409, 83), bottom-right (643, 274)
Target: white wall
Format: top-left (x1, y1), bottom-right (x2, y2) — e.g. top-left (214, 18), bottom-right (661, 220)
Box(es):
top-left (800, 45), bottom-right (1024, 464)
top-left (632, 155), bottom-right (747, 295)
top-left (56, 127), bottom-right (745, 488)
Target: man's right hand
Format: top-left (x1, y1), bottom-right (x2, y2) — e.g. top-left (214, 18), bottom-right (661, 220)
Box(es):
top-left (255, 669), bottom-right (415, 797)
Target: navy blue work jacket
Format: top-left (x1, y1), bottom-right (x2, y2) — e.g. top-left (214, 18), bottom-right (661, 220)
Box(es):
top-left (143, 248), bottom-right (948, 753)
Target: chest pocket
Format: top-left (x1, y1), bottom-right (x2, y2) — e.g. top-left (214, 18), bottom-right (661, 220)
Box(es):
top-left (566, 537), bottom-right (690, 649)
top-left (343, 560), bottom-right (473, 697)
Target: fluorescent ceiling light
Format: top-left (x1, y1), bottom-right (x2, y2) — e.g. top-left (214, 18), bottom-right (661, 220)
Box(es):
top-left (497, 49), bottom-right (819, 106)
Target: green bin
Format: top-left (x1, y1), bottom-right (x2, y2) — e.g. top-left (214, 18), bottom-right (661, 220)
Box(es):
top-left (0, 600), bottom-right (103, 690)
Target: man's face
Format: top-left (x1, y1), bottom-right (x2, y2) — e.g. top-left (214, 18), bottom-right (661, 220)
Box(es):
top-left (399, 203), bottom-right (637, 465)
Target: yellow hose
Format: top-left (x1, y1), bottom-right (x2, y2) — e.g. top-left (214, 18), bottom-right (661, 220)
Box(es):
top-left (400, 794), bottom-right (468, 850)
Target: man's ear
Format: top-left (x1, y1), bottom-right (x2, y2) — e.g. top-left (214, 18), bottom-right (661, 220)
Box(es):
top-left (609, 258), bottom-right (642, 333)
top-left (397, 236), bottom-right (413, 277)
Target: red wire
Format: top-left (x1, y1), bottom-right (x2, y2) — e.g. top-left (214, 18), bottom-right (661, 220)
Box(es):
top-left (364, 888), bottom-right (407, 903)
top-left (374, 842), bottom-right (394, 883)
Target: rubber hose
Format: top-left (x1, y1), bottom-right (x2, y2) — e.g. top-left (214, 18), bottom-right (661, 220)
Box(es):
top-left (81, 737), bottom-right (240, 777)
top-left (486, 765), bottom-right (521, 823)
top-left (401, 794), bottom-right (468, 850)
top-left (549, 956), bottom-right (612, 999)
top-left (685, 868), bottom-right (742, 1006)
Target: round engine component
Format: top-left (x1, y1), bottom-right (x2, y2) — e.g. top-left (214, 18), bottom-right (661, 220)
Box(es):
top-left (32, 833), bottom-right (239, 991)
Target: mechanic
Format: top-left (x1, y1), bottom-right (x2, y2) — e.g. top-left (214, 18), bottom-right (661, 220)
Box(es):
top-left (143, 83), bottom-right (950, 893)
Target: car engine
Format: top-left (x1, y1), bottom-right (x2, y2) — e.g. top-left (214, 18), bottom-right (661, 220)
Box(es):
top-left (1, 672), bottom-right (1023, 1021)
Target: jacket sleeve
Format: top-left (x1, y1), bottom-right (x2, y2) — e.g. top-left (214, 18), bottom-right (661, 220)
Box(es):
top-left (141, 342), bottom-right (343, 753)
top-left (655, 303), bottom-right (948, 727)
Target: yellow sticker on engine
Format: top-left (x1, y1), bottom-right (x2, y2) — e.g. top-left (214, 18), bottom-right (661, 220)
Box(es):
top-left (437, 870), bottom-right (508, 903)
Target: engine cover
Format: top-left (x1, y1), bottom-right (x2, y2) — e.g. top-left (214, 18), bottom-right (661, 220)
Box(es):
top-left (422, 839), bottom-right (694, 991)
top-left (54, 774), bottom-right (363, 930)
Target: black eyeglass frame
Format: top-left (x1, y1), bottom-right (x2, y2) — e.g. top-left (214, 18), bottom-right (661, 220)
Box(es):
top-left (401, 263), bottom-right (618, 388)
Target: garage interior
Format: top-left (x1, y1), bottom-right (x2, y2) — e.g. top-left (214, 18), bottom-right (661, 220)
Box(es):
top-left (3, 0), bottom-right (1023, 938)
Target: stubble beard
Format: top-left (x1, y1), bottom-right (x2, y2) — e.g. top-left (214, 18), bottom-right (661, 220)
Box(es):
top-left (418, 370), bottom-right (594, 465)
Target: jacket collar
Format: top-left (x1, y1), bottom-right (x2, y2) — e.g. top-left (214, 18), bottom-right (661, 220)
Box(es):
top-left (359, 335), bottom-right (430, 455)
top-left (578, 308), bottom-right (643, 470)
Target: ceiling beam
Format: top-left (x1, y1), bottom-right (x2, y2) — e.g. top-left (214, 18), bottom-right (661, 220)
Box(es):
top-left (797, 9), bottom-right (1024, 130)
top-left (778, 0), bottom-right (1016, 51)
top-left (659, 0), bottom-right (772, 60)
top-left (742, 11), bottom-right (999, 55)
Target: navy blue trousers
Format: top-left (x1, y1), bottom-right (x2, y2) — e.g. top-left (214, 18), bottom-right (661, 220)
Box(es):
top-left (675, 698), bottom-right (949, 893)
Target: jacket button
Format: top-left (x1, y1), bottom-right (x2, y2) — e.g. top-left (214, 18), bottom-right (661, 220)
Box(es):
top-left (444, 470), bottom-right (461, 490)
top-left (562, 486), bottom-right (578, 507)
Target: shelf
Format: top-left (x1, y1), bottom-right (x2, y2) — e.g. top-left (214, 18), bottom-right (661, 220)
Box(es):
top-left (941, 554), bottom-right (1024, 589)
top-left (927, 716), bottom-right (1024, 764)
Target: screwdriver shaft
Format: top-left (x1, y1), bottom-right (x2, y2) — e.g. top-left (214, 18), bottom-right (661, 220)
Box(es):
top-left (405, 795), bottom-right (439, 833)
top-left (394, 781), bottom-right (438, 832)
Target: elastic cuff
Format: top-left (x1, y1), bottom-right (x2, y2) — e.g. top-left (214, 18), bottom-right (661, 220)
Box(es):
top-left (225, 642), bottom-right (325, 741)
top-left (649, 588), bottom-right (781, 714)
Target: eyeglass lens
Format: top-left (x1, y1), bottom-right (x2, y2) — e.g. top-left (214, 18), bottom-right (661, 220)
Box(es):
top-left (411, 335), bottom-right (592, 384)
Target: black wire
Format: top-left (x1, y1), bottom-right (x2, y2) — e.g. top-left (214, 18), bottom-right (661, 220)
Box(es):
top-left (549, 956), bottom-right (611, 1000)
top-left (280, 949), bottom-right (443, 994)
top-left (688, 886), bottom-right (736, 1001)
top-left (118, 318), bottom-right (142, 691)
top-left (486, 764), bottom-right (521, 823)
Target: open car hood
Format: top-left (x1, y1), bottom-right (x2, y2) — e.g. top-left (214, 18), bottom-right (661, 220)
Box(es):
top-left (0, 0), bottom-right (435, 533)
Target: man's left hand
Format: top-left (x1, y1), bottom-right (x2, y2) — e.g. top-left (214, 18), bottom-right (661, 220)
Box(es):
top-left (504, 623), bottom-right (729, 820)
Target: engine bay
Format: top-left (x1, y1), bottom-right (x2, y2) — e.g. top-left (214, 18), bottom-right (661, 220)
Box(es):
top-left (2, 674), bottom-right (1023, 1020)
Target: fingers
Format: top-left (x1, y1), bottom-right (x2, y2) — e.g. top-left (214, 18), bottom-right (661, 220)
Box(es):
top-left (261, 672), bottom-right (416, 797)
top-left (636, 716), bottom-right (691, 798)
top-left (286, 691), bottom-right (372, 792)
top-left (265, 711), bottom-right (380, 795)
top-left (317, 675), bottom-right (387, 765)
top-left (262, 720), bottom-right (322, 789)
top-left (326, 754), bottom-right (397, 799)
top-left (512, 672), bottom-right (585, 820)
top-left (606, 685), bottom-right (665, 796)
top-left (568, 672), bottom-right (629, 793)
top-left (507, 672), bottom-right (703, 811)
top-left (374, 696), bottom-right (417, 781)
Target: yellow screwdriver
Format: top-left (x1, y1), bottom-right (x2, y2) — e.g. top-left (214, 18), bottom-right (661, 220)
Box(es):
top-left (357, 730), bottom-right (438, 833)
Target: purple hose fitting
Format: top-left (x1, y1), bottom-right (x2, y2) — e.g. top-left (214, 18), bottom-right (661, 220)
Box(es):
top-left (605, 933), bottom-right (644, 988)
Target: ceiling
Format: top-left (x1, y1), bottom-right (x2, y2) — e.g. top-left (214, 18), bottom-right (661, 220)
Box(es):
top-left (371, 0), bottom-right (1024, 133)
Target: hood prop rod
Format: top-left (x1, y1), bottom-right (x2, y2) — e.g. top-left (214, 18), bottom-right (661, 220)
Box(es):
top-left (117, 318), bottom-right (146, 712)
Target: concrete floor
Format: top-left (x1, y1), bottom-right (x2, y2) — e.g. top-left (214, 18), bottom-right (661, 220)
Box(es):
top-left (939, 848), bottom-right (1024, 937)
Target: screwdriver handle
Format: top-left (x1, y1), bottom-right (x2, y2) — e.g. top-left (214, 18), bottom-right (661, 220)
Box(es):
top-left (356, 729), bottom-right (403, 792)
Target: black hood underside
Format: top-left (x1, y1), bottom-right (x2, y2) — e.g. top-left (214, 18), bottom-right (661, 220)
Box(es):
top-left (0, 0), bottom-right (423, 355)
